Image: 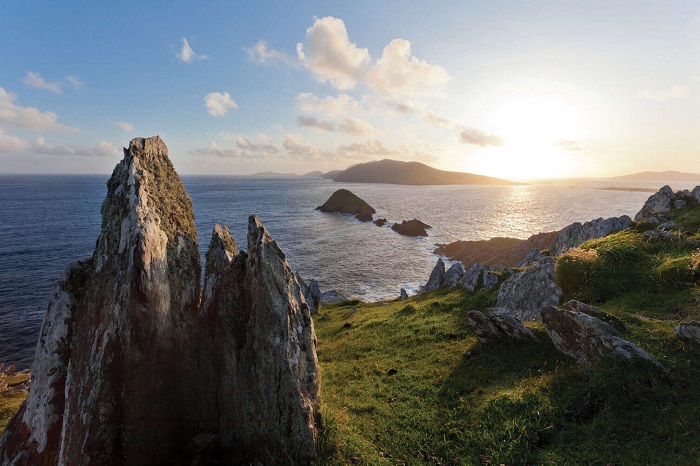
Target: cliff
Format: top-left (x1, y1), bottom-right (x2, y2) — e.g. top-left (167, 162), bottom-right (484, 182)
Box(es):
top-left (0, 136), bottom-right (321, 465)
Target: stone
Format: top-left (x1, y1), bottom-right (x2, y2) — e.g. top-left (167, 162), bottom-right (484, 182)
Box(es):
top-left (0, 136), bottom-right (322, 465)
top-left (562, 300), bottom-right (630, 333)
top-left (482, 271), bottom-right (499, 290)
top-left (693, 186), bottom-right (700, 203)
top-left (423, 258), bottom-right (446, 292)
top-left (496, 258), bottom-right (563, 321)
top-left (391, 219), bottom-right (432, 237)
top-left (459, 263), bottom-right (486, 291)
top-left (553, 216), bottom-right (632, 255)
top-left (635, 185), bottom-right (674, 221)
top-left (644, 230), bottom-right (678, 240)
top-left (656, 222), bottom-right (679, 230)
top-left (540, 306), bottom-right (662, 367)
top-left (296, 272), bottom-right (319, 314)
top-left (466, 309), bottom-right (538, 344)
top-left (399, 288), bottom-right (408, 300)
top-left (517, 248), bottom-right (548, 267)
top-left (316, 189), bottom-right (376, 222)
top-left (673, 199), bottom-right (687, 210)
top-left (373, 218), bottom-right (387, 227)
top-left (675, 321), bottom-right (700, 345)
top-left (444, 262), bottom-right (465, 287)
top-left (320, 290), bottom-right (348, 305)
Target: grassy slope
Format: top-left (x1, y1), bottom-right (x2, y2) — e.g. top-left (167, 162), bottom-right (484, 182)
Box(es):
top-left (0, 373), bottom-right (30, 432)
top-left (315, 207), bottom-right (700, 465)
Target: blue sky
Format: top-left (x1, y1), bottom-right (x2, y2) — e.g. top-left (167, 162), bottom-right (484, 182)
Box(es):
top-left (1, 1), bottom-right (699, 179)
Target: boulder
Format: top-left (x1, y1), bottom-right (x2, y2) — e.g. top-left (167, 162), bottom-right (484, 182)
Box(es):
top-left (316, 189), bottom-right (376, 222)
top-left (553, 216), bottom-right (632, 255)
top-left (423, 258), bottom-right (446, 292)
top-left (373, 218), bottom-right (387, 227)
top-left (496, 258), bottom-right (562, 321)
top-left (459, 263), bottom-right (486, 291)
top-left (399, 288), bottom-right (408, 300)
top-left (517, 248), bottom-right (549, 267)
top-left (540, 305), bottom-right (662, 367)
top-left (0, 137), bottom-right (322, 465)
top-left (482, 271), bottom-right (499, 290)
top-left (391, 219), bottom-right (432, 237)
top-left (562, 300), bottom-right (629, 333)
top-left (634, 185), bottom-right (700, 222)
top-left (693, 186), bottom-right (700, 203)
top-left (466, 309), bottom-right (538, 344)
top-left (675, 321), bottom-right (700, 345)
top-left (444, 262), bottom-right (465, 288)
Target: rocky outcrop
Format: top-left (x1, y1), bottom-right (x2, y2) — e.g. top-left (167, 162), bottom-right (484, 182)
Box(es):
top-left (296, 272), bottom-right (321, 314)
top-left (373, 218), bottom-right (387, 227)
top-left (482, 271), bottom-right (499, 290)
top-left (391, 219), bottom-right (432, 237)
top-left (0, 136), bottom-right (322, 465)
top-left (459, 263), bottom-right (486, 291)
top-left (675, 321), bottom-right (700, 345)
top-left (540, 305), bottom-right (661, 367)
top-left (317, 189), bottom-right (376, 222)
top-left (635, 185), bottom-right (700, 222)
top-left (466, 309), bottom-right (538, 344)
top-left (423, 258), bottom-right (446, 292)
top-left (552, 216), bottom-right (632, 255)
top-left (444, 263), bottom-right (464, 288)
top-left (399, 288), bottom-right (408, 300)
top-left (562, 300), bottom-right (629, 333)
top-left (496, 258), bottom-right (563, 321)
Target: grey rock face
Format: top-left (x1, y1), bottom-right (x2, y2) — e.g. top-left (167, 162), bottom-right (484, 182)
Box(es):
top-left (553, 216), bottom-right (632, 255)
top-left (0, 136), bottom-right (322, 465)
top-left (562, 300), bottom-right (629, 333)
top-left (482, 271), bottom-right (499, 290)
top-left (444, 262), bottom-right (465, 288)
top-left (496, 258), bottom-right (563, 321)
top-left (296, 272), bottom-right (319, 314)
top-left (466, 309), bottom-right (538, 344)
top-left (423, 258), bottom-right (446, 292)
top-left (675, 321), bottom-right (700, 345)
top-left (459, 263), bottom-right (486, 291)
top-left (517, 248), bottom-right (548, 267)
top-left (634, 185), bottom-right (700, 222)
top-left (540, 306), bottom-right (662, 367)
top-left (399, 288), bottom-right (408, 300)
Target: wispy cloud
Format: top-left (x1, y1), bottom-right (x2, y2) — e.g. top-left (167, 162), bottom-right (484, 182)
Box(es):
top-left (204, 92), bottom-right (238, 116)
top-left (555, 140), bottom-right (582, 151)
top-left (65, 75), bottom-right (84, 90)
top-left (339, 116), bottom-right (376, 136)
top-left (178, 37), bottom-right (207, 63)
top-left (0, 129), bottom-right (29, 153)
top-left (0, 87), bottom-right (76, 132)
top-left (637, 84), bottom-right (689, 102)
top-left (458, 128), bottom-right (504, 147)
top-left (111, 121), bottom-right (134, 133)
top-left (244, 40), bottom-right (297, 66)
top-left (296, 115), bottom-right (335, 131)
top-left (31, 137), bottom-right (119, 157)
top-left (22, 71), bottom-right (62, 94)
top-left (193, 136), bottom-right (279, 158)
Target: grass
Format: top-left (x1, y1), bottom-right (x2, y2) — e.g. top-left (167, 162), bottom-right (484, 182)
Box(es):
top-left (0, 372), bottom-right (30, 432)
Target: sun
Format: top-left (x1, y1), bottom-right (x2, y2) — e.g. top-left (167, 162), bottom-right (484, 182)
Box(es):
top-left (467, 94), bottom-right (585, 181)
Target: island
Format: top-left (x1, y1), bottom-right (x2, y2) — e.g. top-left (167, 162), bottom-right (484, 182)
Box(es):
top-left (391, 219), bottom-right (432, 237)
top-left (316, 189), bottom-right (376, 222)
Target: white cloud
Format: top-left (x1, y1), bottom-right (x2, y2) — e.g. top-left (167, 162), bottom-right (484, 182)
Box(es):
top-left (111, 121), bottom-right (134, 133)
top-left (65, 75), bottom-right (84, 90)
top-left (244, 40), bottom-right (296, 66)
top-left (555, 140), bottom-right (582, 151)
top-left (22, 72), bottom-right (62, 94)
top-left (30, 137), bottom-right (119, 157)
top-left (458, 128), bottom-right (504, 147)
top-left (296, 92), bottom-right (361, 117)
top-left (638, 84), bottom-right (689, 101)
top-left (282, 133), bottom-right (429, 162)
top-left (297, 16), bottom-right (371, 90)
top-left (366, 39), bottom-right (450, 98)
top-left (283, 133), bottom-right (322, 157)
top-left (178, 37), bottom-right (207, 63)
top-left (339, 116), bottom-right (376, 136)
top-left (204, 92), bottom-right (238, 116)
top-left (423, 111), bottom-right (457, 129)
top-left (297, 115), bottom-right (335, 131)
top-left (0, 87), bottom-right (76, 132)
top-left (0, 129), bottom-right (29, 153)
top-left (193, 136), bottom-right (279, 158)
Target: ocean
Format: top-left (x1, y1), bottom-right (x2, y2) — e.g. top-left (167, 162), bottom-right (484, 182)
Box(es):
top-left (1, 174), bottom-right (697, 369)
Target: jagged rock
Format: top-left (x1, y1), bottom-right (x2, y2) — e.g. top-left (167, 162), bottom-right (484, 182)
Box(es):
top-left (316, 189), bottom-right (376, 222)
top-left (644, 230), bottom-right (678, 240)
top-left (399, 288), bottom-right (408, 300)
top-left (459, 263), bottom-right (486, 291)
top-left (562, 300), bottom-right (629, 333)
top-left (391, 219), bottom-right (432, 237)
top-left (482, 271), bottom-right (499, 290)
top-left (423, 258), bottom-right (446, 292)
top-left (466, 309), bottom-right (538, 344)
top-left (320, 290), bottom-right (347, 305)
top-left (296, 272), bottom-right (319, 314)
top-left (693, 186), bottom-right (700, 203)
top-left (517, 248), bottom-right (549, 267)
top-left (635, 185), bottom-right (674, 221)
top-left (674, 199), bottom-right (687, 210)
top-left (656, 222), bottom-right (679, 230)
top-left (373, 218), bottom-right (387, 227)
top-left (675, 321), bottom-right (700, 345)
top-left (553, 216), bottom-right (632, 255)
top-left (540, 305), bottom-right (662, 367)
top-left (444, 262), bottom-right (464, 287)
top-left (496, 258), bottom-right (562, 321)
top-left (0, 136), bottom-right (322, 465)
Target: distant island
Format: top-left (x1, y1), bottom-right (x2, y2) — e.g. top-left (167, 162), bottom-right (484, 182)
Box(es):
top-left (609, 170), bottom-right (700, 181)
top-left (249, 171), bottom-right (298, 177)
top-left (303, 170), bottom-right (323, 177)
top-left (326, 159), bottom-right (517, 185)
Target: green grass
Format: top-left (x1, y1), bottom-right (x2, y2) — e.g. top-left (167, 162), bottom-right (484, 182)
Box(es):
top-left (0, 373), bottom-right (30, 432)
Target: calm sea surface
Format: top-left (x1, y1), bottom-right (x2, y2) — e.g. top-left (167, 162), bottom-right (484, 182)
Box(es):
top-left (2, 174), bottom-right (699, 369)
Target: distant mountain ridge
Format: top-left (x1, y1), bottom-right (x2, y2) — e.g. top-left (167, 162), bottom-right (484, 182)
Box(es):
top-left (327, 159), bottom-right (517, 185)
top-left (610, 170), bottom-right (700, 181)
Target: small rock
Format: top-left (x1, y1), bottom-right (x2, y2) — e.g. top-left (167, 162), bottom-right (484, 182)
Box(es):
top-left (674, 199), bottom-right (687, 210)
top-left (496, 258), bottom-right (562, 321)
top-left (387, 368), bottom-right (398, 376)
top-left (656, 222), bottom-right (679, 230)
top-left (466, 309), bottom-right (538, 344)
top-left (562, 300), bottom-right (629, 333)
top-left (675, 321), bottom-right (700, 345)
top-left (342, 322), bottom-right (353, 329)
top-left (391, 219), bottom-right (432, 237)
top-left (482, 271), bottom-right (499, 290)
top-left (444, 262), bottom-right (465, 287)
top-left (399, 288), bottom-right (408, 300)
top-left (460, 263), bottom-right (486, 291)
top-left (344, 307), bottom-right (357, 319)
top-left (373, 218), bottom-right (387, 227)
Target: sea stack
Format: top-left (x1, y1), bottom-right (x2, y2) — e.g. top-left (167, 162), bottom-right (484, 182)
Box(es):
top-left (316, 189), bottom-right (376, 222)
top-left (0, 136), bottom-right (322, 465)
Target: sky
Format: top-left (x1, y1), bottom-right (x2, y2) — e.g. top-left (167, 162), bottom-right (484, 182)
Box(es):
top-left (1, 1), bottom-right (700, 180)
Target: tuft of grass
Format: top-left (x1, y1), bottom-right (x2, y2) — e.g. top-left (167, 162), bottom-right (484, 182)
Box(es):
top-left (0, 372), bottom-right (30, 432)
